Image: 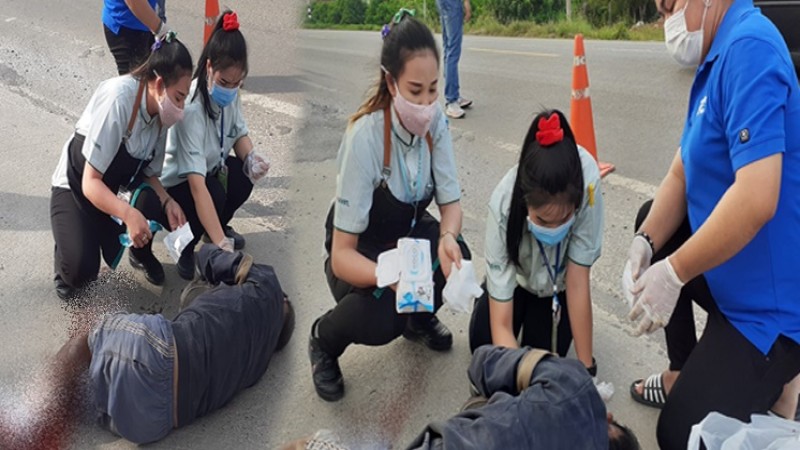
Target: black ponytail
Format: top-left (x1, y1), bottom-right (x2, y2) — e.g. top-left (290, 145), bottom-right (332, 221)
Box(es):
top-left (130, 33), bottom-right (193, 86)
top-left (193, 9), bottom-right (249, 120)
top-left (506, 109), bottom-right (584, 266)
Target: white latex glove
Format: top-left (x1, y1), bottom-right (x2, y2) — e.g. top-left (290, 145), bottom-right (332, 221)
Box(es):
top-left (243, 151), bottom-right (270, 184)
top-left (628, 234), bottom-right (654, 281)
top-left (217, 237), bottom-right (235, 253)
top-left (628, 257), bottom-right (685, 336)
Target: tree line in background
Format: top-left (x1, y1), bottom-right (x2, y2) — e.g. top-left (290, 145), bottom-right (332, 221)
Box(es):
top-left (305, 0), bottom-right (659, 28)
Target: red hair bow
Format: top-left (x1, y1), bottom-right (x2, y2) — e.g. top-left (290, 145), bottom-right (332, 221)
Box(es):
top-left (535, 113), bottom-right (564, 147)
top-left (223, 12), bottom-right (239, 32)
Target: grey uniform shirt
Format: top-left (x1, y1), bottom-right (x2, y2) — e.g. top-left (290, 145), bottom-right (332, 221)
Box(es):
top-left (485, 147), bottom-right (604, 300)
top-left (51, 75), bottom-right (165, 189)
top-left (333, 106), bottom-right (461, 234)
top-left (160, 79), bottom-right (249, 188)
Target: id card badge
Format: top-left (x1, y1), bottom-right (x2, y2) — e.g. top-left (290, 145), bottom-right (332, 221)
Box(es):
top-left (217, 164), bottom-right (229, 192)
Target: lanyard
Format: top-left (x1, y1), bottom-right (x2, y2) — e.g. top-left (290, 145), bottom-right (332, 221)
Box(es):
top-left (218, 108), bottom-right (226, 168)
top-left (536, 240), bottom-right (562, 353)
top-left (397, 144), bottom-right (424, 231)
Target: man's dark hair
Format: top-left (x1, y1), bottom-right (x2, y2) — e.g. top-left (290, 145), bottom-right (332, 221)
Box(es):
top-left (609, 421), bottom-right (641, 450)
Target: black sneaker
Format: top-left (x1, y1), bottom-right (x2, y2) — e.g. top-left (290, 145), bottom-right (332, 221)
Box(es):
top-left (177, 250), bottom-right (195, 281)
top-left (308, 325), bottom-right (344, 402)
top-left (129, 252), bottom-right (165, 286)
top-left (202, 226), bottom-right (245, 250)
top-left (403, 315), bottom-right (453, 351)
top-left (54, 274), bottom-right (76, 301)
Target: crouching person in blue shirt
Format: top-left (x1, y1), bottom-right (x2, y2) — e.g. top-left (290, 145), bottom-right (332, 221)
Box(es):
top-left (406, 345), bottom-right (641, 450)
top-left (0, 244), bottom-right (294, 447)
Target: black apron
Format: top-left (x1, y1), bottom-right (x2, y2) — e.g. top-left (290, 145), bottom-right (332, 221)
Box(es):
top-left (65, 81), bottom-right (156, 268)
top-left (324, 107), bottom-right (436, 262)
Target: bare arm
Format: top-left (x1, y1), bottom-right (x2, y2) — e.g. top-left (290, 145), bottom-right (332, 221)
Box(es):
top-left (124, 0), bottom-right (161, 33)
top-left (638, 149), bottom-right (688, 252)
top-left (330, 229), bottom-right (379, 288)
top-left (437, 201), bottom-right (464, 278)
top-left (670, 153), bottom-right (781, 282)
top-left (565, 261), bottom-right (593, 368)
top-left (188, 173), bottom-right (226, 244)
top-left (82, 162), bottom-right (134, 220)
top-left (233, 135), bottom-right (254, 160)
top-left (489, 297), bottom-right (519, 349)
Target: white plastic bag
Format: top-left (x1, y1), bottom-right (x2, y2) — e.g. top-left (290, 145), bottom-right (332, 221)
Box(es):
top-left (375, 248), bottom-right (400, 288)
top-left (163, 222), bottom-right (194, 263)
top-left (442, 260), bottom-right (483, 314)
top-left (688, 412), bottom-right (800, 450)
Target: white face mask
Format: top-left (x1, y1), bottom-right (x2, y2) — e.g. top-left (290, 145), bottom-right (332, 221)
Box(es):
top-left (664, 0), bottom-right (711, 67)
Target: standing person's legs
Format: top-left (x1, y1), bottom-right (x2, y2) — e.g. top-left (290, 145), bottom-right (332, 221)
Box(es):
top-left (103, 25), bottom-right (154, 75)
top-left (467, 285), bottom-right (528, 353)
top-left (518, 290), bottom-right (572, 356)
top-left (656, 306), bottom-right (800, 450)
top-left (50, 187), bottom-right (102, 297)
top-left (436, 0), bottom-right (463, 105)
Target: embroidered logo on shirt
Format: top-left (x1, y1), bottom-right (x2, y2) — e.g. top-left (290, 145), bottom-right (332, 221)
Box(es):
top-left (696, 96), bottom-right (707, 117)
top-left (337, 197), bottom-right (350, 207)
top-left (739, 128), bottom-right (750, 143)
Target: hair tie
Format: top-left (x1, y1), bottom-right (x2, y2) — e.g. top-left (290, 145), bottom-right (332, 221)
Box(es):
top-left (381, 8), bottom-right (415, 40)
top-left (150, 30), bottom-right (177, 52)
top-left (223, 12), bottom-right (240, 31)
top-left (535, 113), bottom-right (564, 147)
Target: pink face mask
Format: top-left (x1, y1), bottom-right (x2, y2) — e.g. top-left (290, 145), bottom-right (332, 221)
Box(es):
top-left (157, 86), bottom-right (184, 128)
top-left (392, 82), bottom-right (438, 137)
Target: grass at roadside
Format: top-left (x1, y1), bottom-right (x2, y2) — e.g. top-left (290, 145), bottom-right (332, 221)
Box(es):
top-left (304, 17), bottom-right (664, 42)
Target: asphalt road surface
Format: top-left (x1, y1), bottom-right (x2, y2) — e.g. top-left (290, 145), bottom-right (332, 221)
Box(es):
top-left (0, 2), bottom-right (702, 448)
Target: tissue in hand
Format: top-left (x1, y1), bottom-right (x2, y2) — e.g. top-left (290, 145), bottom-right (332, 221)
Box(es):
top-left (443, 260), bottom-right (483, 314)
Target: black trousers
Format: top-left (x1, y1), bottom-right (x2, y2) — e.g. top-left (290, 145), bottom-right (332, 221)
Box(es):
top-left (468, 286), bottom-right (572, 356)
top-left (103, 24), bottom-right (154, 75)
top-left (634, 201), bottom-right (800, 450)
top-left (167, 156), bottom-right (253, 256)
top-left (316, 214), bottom-right (471, 358)
top-left (50, 185), bottom-right (165, 289)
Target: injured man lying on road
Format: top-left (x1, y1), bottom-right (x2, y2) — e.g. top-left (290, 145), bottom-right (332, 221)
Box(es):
top-left (0, 244), bottom-right (295, 448)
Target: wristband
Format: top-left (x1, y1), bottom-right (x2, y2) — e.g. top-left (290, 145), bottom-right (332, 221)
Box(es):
top-left (586, 357), bottom-right (597, 377)
top-left (634, 231), bottom-right (655, 253)
top-left (153, 20), bottom-right (164, 36)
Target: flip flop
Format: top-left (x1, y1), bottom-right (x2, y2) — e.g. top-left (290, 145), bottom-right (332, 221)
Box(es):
top-left (630, 373), bottom-right (668, 409)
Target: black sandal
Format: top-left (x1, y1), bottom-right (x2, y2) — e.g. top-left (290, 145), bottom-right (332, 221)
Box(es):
top-left (630, 373), bottom-right (668, 409)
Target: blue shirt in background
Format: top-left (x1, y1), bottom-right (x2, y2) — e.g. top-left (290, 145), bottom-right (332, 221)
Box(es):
top-left (102, 0), bottom-right (158, 34)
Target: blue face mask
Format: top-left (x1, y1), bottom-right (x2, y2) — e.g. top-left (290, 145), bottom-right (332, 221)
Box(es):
top-left (527, 214), bottom-right (575, 246)
top-left (209, 81), bottom-right (238, 107)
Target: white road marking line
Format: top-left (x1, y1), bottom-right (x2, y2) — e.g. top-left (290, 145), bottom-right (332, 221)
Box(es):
top-left (5, 17), bottom-right (17, 23)
top-left (468, 47), bottom-right (559, 58)
top-left (241, 93), bottom-right (305, 120)
top-left (452, 125), bottom-right (659, 198)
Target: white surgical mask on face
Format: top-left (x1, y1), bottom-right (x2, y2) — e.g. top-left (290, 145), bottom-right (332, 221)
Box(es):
top-left (664, 0), bottom-right (711, 67)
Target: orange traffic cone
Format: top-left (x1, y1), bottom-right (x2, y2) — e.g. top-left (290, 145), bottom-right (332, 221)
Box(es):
top-left (203, 0), bottom-right (220, 45)
top-left (570, 34), bottom-right (615, 178)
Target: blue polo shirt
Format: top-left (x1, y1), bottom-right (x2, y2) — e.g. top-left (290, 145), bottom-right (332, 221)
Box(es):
top-left (680, 0), bottom-right (800, 354)
top-left (102, 0), bottom-right (157, 34)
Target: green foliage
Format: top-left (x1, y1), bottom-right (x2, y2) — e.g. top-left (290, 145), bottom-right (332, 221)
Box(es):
top-left (305, 0), bottom-right (663, 39)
